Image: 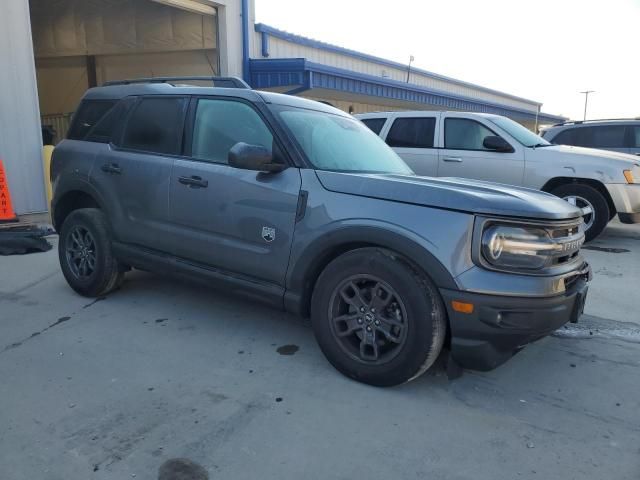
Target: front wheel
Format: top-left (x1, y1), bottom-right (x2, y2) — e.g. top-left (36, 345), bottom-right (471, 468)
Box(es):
top-left (311, 248), bottom-right (447, 387)
top-left (551, 184), bottom-right (610, 242)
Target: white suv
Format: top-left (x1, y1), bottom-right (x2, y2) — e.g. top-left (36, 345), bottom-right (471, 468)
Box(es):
top-left (356, 111), bottom-right (640, 241)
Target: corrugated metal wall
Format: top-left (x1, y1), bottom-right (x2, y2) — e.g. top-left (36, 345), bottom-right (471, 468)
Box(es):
top-left (252, 32), bottom-right (538, 113)
top-left (0, 1), bottom-right (47, 216)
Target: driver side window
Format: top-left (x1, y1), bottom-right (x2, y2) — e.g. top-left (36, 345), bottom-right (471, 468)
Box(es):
top-left (445, 118), bottom-right (496, 151)
top-left (191, 99), bottom-right (273, 164)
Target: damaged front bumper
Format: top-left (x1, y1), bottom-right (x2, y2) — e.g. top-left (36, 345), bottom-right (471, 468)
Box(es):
top-left (440, 264), bottom-right (592, 371)
top-left (606, 183), bottom-right (640, 223)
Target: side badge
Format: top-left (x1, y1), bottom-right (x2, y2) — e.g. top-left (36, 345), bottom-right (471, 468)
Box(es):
top-left (262, 226), bottom-right (276, 243)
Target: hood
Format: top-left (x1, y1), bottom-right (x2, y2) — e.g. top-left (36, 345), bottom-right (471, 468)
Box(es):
top-left (315, 171), bottom-right (582, 220)
top-left (544, 144), bottom-right (640, 165)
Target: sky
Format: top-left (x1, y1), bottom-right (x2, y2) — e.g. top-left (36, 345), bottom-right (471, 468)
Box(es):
top-left (255, 0), bottom-right (639, 121)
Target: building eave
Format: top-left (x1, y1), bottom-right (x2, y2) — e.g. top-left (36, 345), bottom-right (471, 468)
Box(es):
top-left (250, 58), bottom-right (566, 123)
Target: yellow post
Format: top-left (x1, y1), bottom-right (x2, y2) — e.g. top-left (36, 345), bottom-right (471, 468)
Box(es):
top-left (42, 145), bottom-right (54, 209)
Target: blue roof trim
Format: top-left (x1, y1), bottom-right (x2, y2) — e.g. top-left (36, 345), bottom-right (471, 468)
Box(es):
top-left (254, 23), bottom-right (543, 107)
top-left (250, 58), bottom-right (565, 123)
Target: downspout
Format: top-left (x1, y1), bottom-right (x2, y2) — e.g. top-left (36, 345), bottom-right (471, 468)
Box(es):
top-left (241, 0), bottom-right (250, 84)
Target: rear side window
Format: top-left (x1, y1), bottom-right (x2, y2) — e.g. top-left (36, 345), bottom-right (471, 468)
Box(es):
top-left (445, 118), bottom-right (495, 150)
top-left (85, 98), bottom-right (135, 144)
top-left (386, 117), bottom-right (436, 148)
top-left (632, 126), bottom-right (640, 148)
top-left (67, 100), bottom-right (117, 140)
top-left (554, 125), bottom-right (627, 148)
top-left (121, 97), bottom-right (187, 155)
top-left (191, 99), bottom-right (273, 164)
top-left (361, 118), bottom-right (387, 135)
top-left (551, 128), bottom-right (576, 145)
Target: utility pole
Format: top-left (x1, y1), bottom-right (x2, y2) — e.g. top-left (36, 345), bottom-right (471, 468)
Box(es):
top-left (406, 55), bottom-right (414, 83)
top-left (580, 90), bottom-right (595, 121)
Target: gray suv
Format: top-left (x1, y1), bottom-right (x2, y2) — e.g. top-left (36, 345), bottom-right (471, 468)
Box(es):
top-left (542, 119), bottom-right (640, 156)
top-left (52, 77), bottom-right (592, 386)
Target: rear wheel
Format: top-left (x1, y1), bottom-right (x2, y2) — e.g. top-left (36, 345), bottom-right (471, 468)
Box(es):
top-left (551, 184), bottom-right (609, 242)
top-left (58, 208), bottom-right (124, 297)
top-left (311, 248), bottom-right (446, 387)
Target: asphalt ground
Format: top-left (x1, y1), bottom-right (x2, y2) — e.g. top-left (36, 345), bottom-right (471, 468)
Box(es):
top-left (1, 221), bottom-right (639, 480)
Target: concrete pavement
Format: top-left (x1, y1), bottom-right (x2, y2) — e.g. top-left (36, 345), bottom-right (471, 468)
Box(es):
top-left (1, 225), bottom-right (639, 480)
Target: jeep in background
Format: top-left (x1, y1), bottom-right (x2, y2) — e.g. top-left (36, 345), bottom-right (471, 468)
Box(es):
top-left (357, 111), bottom-right (640, 241)
top-left (541, 119), bottom-right (640, 156)
top-left (52, 77), bottom-right (591, 386)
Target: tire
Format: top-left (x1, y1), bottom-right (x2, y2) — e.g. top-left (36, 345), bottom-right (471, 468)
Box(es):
top-left (551, 183), bottom-right (609, 242)
top-left (311, 248), bottom-right (447, 387)
top-left (58, 208), bottom-right (124, 297)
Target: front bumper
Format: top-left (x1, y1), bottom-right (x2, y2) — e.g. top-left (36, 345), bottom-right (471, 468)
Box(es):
top-left (440, 266), bottom-right (591, 371)
top-left (606, 184), bottom-right (640, 222)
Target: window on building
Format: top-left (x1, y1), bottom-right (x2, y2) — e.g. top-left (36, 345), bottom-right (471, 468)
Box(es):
top-left (191, 99), bottom-right (273, 164)
top-left (386, 117), bottom-right (436, 148)
top-left (121, 97), bottom-right (187, 155)
top-left (445, 118), bottom-right (496, 150)
top-left (360, 118), bottom-right (387, 135)
top-left (67, 100), bottom-right (117, 140)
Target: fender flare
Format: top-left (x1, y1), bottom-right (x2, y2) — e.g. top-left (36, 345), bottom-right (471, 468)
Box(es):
top-left (284, 225), bottom-right (458, 316)
top-left (51, 177), bottom-right (109, 231)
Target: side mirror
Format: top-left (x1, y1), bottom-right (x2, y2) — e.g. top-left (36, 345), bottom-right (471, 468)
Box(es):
top-left (482, 135), bottom-right (513, 153)
top-left (228, 142), bottom-right (286, 173)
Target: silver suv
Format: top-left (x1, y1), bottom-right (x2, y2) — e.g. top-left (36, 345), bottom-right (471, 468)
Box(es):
top-left (357, 111), bottom-right (640, 241)
top-left (541, 119), bottom-right (640, 156)
top-left (52, 78), bottom-right (591, 386)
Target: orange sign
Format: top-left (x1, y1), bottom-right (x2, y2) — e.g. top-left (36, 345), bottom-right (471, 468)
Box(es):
top-left (0, 159), bottom-right (18, 222)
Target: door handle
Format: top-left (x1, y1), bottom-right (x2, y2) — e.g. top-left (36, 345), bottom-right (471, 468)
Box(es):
top-left (178, 175), bottom-right (208, 188)
top-left (101, 163), bottom-right (121, 174)
top-left (442, 156), bottom-right (463, 163)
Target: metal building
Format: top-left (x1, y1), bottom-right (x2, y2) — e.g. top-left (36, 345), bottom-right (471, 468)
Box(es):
top-left (0, 0), bottom-right (563, 221)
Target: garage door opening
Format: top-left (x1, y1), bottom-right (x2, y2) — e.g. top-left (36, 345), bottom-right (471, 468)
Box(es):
top-left (30, 0), bottom-right (220, 143)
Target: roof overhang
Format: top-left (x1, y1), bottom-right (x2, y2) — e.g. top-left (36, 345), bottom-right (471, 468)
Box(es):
top-left (250, 58), bottom-right (566, 124)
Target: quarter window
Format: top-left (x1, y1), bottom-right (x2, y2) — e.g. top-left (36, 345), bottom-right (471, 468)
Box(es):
top-left (445, 118), bottom-right (496, 150)
top-left (361, 118), bottom-right (387, 135)
top-left (191, 99), bottom-right (273, 164)
top-left (67, 100), bottom-right (117, 140)
top-left (386, 117), bottom-right (436, 148)
top-left (121, 97), bottom-right (187, 155)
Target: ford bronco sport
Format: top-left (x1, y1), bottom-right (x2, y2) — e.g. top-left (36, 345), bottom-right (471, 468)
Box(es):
top-left (52, 77), bottom-right (592, 386)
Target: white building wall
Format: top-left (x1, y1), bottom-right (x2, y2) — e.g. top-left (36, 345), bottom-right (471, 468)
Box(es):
top-left (0, 0), bottom-right (47, 216)
top-left (252, 32), bottom-right (539, 113)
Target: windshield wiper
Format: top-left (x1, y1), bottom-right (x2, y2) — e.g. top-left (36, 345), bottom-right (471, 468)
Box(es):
top-left (530, 143), bottom-right (552, 148)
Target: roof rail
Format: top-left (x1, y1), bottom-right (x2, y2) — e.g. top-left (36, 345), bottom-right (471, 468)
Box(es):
top-left (552, 117), bottom-right (640, 127)
top-left (102, 76), bottom-right (251, 89)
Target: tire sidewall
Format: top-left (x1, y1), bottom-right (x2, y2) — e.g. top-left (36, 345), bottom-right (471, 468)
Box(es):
top-left (552, 184), bottom-right (609, 242)
top-left (58, 209), bottom-right (113, 296)
top-left (311, 248), bottom-right (444, 386)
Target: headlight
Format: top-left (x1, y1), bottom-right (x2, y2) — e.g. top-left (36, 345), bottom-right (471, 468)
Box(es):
top-left (481, 223), bottom-right (583, 271)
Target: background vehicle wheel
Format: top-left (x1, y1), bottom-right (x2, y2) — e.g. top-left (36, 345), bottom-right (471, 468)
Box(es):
top-left (58, 208), bottom-right (124, 297)
top-left (311, 248), bottom-right (447, 387)
top-left (551, 184), bottom-right (609, 242)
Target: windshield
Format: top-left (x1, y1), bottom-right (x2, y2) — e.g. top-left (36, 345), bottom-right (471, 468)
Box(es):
top-left (275, 107), bottom-right (413, 175)
top-left (486, 116), bottom-right (551, 147)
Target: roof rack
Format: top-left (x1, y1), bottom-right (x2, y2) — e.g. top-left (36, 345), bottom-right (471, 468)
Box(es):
top-left (552, 117), bottom-right (640, 127)
top-left (102, 76), bottom-right (251, 89)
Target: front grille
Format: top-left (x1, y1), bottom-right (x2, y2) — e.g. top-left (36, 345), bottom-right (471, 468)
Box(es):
top-left (544, 218), bottom-right (585, 267)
